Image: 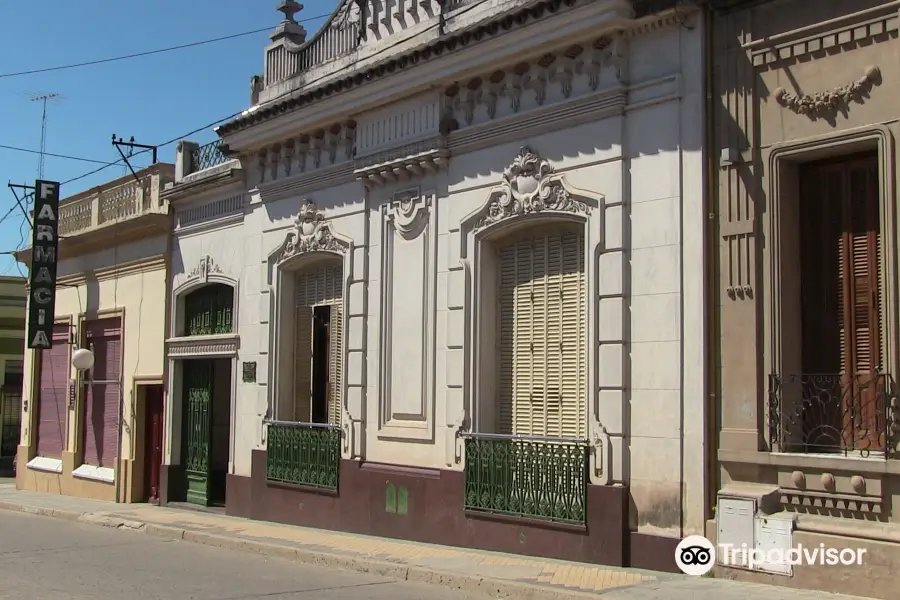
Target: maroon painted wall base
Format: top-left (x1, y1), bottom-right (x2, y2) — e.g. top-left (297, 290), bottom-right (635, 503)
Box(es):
top-left (223, 450), bottom-right (680, 572)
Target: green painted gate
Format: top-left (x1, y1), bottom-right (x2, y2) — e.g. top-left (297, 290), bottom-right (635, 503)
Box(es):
top-left (183, 360), bottom-right (214, 506)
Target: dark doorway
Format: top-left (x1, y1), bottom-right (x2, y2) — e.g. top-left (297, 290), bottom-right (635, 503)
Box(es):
top-left (311, 305), bottom-right (331, 424)
top-left (143, 385), bottom-right (164, 504)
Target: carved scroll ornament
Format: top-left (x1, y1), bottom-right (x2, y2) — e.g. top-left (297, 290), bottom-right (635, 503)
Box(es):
top-left (475, 146), bottom-right (590, 231)
top-left (774, 66), bottom-right (881, 117)
top-left (280, 200), bottom-right (347, 262)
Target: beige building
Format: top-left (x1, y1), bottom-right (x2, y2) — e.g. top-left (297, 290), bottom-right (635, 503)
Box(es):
top-left (710, 0), bottom-right (900, 597)
top-left (16, 164), bottom-right (173, 503)
top-left (0, 276), bottom-right (26, 475)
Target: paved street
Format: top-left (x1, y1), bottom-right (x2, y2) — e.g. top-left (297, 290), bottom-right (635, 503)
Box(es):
top-left (0, 482), bottom-right (875, 600)
top-left (0, 510), bottom-right (492, 600)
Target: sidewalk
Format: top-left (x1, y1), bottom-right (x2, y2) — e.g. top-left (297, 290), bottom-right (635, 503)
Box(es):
top-left (0, 481), bottom-right (870, 600)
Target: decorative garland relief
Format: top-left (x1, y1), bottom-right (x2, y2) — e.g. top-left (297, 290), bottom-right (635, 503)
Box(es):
top-left (774, 66), bottom-right (881, 117)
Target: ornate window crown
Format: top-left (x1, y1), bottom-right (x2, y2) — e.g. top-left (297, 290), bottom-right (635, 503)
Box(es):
top-left (280, 200), bottom-right (348, 262)
top-left (475, 146), bottom-right (590, 231)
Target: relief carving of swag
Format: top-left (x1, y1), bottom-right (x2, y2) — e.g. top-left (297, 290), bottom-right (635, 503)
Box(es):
top-left (280, 200), bottom-right (348, 262)
top-left (774, 66), bottom-right (881, 118)
top-left (475, 146), bottom-right (590, 231)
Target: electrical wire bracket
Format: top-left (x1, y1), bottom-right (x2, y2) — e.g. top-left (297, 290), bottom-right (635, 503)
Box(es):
top-left (7, 182), bottom-right (34, 223)
top-left (112, 134), bottom-right (157, 183)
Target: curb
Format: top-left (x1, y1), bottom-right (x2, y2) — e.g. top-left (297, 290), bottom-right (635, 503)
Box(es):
top-left (0, 500), bottom-right (609, 600)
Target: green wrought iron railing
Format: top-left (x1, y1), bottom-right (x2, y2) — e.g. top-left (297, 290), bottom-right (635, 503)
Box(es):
top-left (184, 284), bottom-right (233, 336)
top-left (189, 140), bottom-right (229, 174)
top-left (266, 421), bottom-right (341, 491)
top-left (462, 432), bottom-right (589, 525)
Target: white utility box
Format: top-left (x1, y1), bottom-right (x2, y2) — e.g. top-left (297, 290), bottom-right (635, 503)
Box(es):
top-left (716, 495), bottom-right (755, 567)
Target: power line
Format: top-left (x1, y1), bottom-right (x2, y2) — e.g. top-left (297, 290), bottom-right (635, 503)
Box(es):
top-left (0, 14), bottom-right (331, 79)
top-left (0, 144), bottom-right (112, 165)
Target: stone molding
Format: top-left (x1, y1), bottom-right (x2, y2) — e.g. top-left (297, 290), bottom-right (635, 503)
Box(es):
top-left (166, 333), bottom-right (240, 358)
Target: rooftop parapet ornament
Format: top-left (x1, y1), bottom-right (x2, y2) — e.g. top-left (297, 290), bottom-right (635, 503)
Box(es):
top-left (271, 0), bottom-right (307, 43)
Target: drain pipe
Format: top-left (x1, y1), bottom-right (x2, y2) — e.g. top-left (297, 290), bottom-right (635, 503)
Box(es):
top-left (702, 1), bottom-right (720, 528)
top-left (113, 385), bottom-right (125, 503)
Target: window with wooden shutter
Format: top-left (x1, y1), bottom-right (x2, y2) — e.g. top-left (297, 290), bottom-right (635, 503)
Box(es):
top-left (36, 325), bottom-right (70, 458)
top-left (497, 227), bottom-right (586, 438)
top-left (82, 317), bottom-right (122, 468)
top-left (293, 263), bottom-right (343, 425)
top-left (293, 306), bottom-right (313, 422)
top-left (799, 153), bottom-right (883, 449)
top-left (329, 303), bottom-right (343, 426)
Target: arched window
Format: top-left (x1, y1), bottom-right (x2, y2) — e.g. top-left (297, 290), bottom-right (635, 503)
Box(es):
top-left (292, 261), bottom-right (343, 425)
top-left (496, 225), bottom-right (586, 438)
top-left (184, 284), bottom-right (234, 336)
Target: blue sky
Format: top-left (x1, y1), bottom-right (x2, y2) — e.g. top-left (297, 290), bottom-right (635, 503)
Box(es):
top-left (0, 1), bottom-right (335, 276)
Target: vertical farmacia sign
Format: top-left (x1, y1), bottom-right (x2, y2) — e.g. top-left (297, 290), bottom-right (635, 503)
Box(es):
top-left (27, 180), bottom-right (61, 349)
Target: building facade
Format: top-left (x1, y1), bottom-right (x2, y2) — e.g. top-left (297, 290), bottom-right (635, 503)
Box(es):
top-left (16, 165), bottom-right (173, 503)
top-left (161, 0), bottom-right (709, 570)
top-left (158, 143), bottom-right (245, 508)
top-left (710, 0), bottom-right (900, 596)
top-left (0, 276), bottom-right (26, 475)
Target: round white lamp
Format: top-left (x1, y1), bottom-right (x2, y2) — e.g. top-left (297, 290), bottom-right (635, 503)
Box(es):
top-left (72, 348), bottom-right (95, 371)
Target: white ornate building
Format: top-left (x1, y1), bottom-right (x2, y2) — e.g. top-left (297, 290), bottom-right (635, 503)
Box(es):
top-left (162, 0), bottom-right (708, 570)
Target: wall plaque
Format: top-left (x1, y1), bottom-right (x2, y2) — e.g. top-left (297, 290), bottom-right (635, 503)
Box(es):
top-left (242, 361), bottom-right (257, 383)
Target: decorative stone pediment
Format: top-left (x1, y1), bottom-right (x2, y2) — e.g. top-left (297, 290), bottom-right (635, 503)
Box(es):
top-left (277, 200), bottom-right (349, 262)
top-left (189, 255), bottom-right (222, 283)
top-left (474, 146), bottom-right (591, 232)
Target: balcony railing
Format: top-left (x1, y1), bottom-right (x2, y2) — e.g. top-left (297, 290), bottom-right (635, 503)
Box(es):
top-left (461, 432), bottom-right (589, 525)
top-left (57, 170), bottom-right (171, 237)
top-left (189, 140), bottom-right (229, 174)
top-left (266, 420), bottom-right (341, 491)
top-left (768, 372), bottom-right (899, 458)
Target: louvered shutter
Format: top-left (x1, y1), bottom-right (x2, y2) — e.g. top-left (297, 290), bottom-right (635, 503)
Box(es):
top-left (497, 229), bottom-right (586, 438)
top-left (293, 263), bottom-right (343, 423)
top-left (36, 325), bottom-right (70, 458)
top-left (328, 303), bottom-right (343, 426)
top-left (293, 306), bottom-right (313, 422)
top-left (799, 154), bottom-right (882, 449)
top-left (82, 318), bottom-right (122, 468)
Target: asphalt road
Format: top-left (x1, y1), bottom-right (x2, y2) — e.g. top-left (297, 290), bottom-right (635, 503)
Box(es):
top-left (0, 510), bottom-right (494, 600)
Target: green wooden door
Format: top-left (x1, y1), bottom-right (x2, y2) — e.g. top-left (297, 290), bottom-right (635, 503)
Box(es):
top-left (183, 360), bottom-right (214, 506)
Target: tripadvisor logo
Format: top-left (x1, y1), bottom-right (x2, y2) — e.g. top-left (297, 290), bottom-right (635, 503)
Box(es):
top-left (675, 535), bottom-right (868, 576)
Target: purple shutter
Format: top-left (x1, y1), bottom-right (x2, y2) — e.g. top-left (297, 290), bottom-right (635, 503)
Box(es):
top-left (36, 325), bottom-right (70, 458)
top-left (82, 318), bottom-right (122, 468)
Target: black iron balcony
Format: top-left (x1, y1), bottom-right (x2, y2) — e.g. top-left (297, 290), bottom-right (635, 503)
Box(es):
top-left (189, 140), bottom-right (229, 174)
top-left (768, 372), bottom-right (898, 458)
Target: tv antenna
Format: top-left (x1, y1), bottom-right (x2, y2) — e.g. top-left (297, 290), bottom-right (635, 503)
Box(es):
top-left (28, 92), bottom-right (65, 179)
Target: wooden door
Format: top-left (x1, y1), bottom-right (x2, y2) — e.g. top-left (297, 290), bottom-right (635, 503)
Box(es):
top-left (143, 386), bottom-right (164, 504)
